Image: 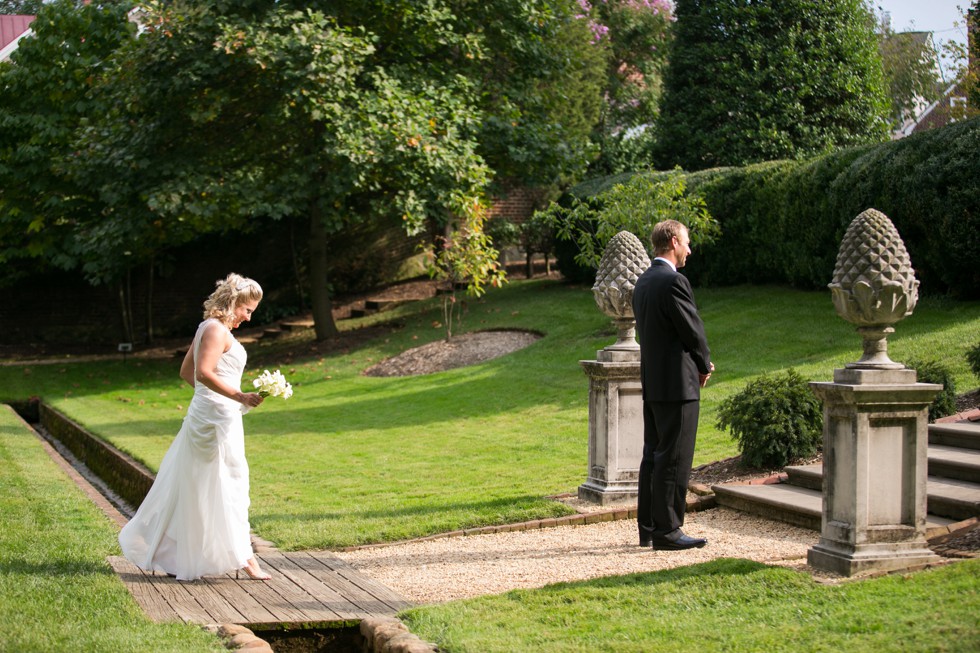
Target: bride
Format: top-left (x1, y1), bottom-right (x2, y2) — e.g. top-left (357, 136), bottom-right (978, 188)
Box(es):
top-left (119, 273), bottom-right (271, 581)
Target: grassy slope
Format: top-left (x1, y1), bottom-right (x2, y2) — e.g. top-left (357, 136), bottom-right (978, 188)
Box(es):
top-left (1, 280), bottom-right (978, 549)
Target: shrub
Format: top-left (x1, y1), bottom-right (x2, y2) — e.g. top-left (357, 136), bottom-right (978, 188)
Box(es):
top-left (906, 358), bottom-right (957, 421)
top-left (485, 217), bottom-right (522, 250)
top-left (540, 170), bottom-right (719, 282)
top-left (716, 369), bottom-right (823, 469)
top-left (656, 0), bottom-right (887, 171)
top-left (566, 116), bottom-right (980, 298)
top-left (967, 343), bottom-right (980, 382)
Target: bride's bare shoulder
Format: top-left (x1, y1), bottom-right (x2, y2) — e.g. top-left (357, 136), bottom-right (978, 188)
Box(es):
top-left (198, 319), bottom-right (233, 350)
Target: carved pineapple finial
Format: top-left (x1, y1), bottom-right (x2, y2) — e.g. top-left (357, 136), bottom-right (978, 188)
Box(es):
top-left (829, 208), bottom-right (919, 369)
top-left (593, 231), bottom-right (651, 352)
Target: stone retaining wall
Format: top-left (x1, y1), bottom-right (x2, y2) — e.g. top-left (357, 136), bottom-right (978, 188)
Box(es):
top-left (39, 403), bottom-right (154, 509)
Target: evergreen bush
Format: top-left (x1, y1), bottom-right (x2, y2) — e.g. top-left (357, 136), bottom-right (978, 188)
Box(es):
top-left (561, 116), bottom-right (980, 298)
top-left (716, 369), bottom-right (823, 469)
top-left (655, 0), bottom-right (888, 171)
top-left (906, 358), bottom-right (958, 422)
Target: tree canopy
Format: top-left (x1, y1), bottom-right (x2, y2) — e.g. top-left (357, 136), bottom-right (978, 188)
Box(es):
top-left (0, 0), bottom-right (43, 14)
top-left (654, 0), bottom-right (889, 171)
top-left (586, 0), bottom-right (674, 175)
top-left (1, 0), bottom-right (606, 341)
top-left (0, 0), bottom-right (135, 286)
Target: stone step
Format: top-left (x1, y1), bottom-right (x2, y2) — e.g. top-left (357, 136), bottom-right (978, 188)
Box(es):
top-left (364, 299), bottom-right (405, 311)
top-left (787, 445), bottom-right (980, 491)
top-left (712, 483), bottom-right (822, 531)
top-left (348, 307), bottom-right (375, 318)
top-left (928, 444), bottom-right (980, 482)
top-left (279, 319), bottom-right (314, 331)
top-left (928, 477), bottom-right (980, 521)
top-left (742, 462), bottom-right (980, 522)
top-left (785, 464), bottom-right (822, 491)
top-left (929, 422), bottom-right (980, 451)
top-left (712, 483), bottom-right (956, 539)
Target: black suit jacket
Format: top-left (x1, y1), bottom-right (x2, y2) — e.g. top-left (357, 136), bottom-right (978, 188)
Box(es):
top-left (632, 260), bottom-right (711, 402)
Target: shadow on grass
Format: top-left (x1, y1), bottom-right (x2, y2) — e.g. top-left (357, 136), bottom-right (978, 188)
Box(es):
top-left (87, 360), bottom-right (585, 438)
top-left (254, 494), bottom-right (570, 526)
top-left (0, 559), bottom-right (115, 577)
top-left (526, 557), bottom-right (774, 592)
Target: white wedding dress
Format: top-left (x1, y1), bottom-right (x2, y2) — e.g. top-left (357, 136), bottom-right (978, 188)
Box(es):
top-left (119, 319), bottom-right (254, 580)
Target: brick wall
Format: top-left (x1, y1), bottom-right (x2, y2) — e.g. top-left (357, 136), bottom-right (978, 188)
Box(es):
top-left (487, 183), bottom-right (547, 225)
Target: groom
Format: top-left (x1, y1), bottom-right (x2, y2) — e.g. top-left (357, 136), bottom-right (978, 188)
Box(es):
top-left (632, 220), bottom-right (714, 551)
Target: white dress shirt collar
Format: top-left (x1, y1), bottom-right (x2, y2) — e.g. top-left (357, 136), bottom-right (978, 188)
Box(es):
top-left (653, 256), bottom-right (676, 272)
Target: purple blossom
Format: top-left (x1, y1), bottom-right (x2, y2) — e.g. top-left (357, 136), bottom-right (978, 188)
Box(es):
top-left (590, 22), bottom-right (610, 43)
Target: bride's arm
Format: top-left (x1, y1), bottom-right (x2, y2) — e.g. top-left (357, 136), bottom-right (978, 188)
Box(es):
top-left (195, 322), bottom-right (263, 407)
top-left (179, 347), bottom-right (195, 387)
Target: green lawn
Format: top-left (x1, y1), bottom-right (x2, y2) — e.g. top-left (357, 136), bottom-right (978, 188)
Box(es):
top-left (401, 557), bottom-right (980, 653)
top-left (2, 280), bottom-right (978, 550)
top-left (2, 279), bottom-right (978, 653)
top-left (0, 405), bottom-right (224, 652)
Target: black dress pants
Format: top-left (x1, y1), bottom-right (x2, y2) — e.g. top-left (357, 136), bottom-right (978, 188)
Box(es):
top-left (637, 399), bottom-right (700, 538)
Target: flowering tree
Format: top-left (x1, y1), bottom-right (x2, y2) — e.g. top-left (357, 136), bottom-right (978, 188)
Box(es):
top-left (577, 0), bottom-right (675, 174)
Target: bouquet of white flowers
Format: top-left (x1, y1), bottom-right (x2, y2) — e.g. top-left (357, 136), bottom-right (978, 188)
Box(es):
top-left (252, 369), bottom-right (293, 399)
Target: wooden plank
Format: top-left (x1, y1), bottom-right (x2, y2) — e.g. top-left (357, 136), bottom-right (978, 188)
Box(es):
top-left (204, 573), bottom-right (280, 626)
top-left (150, 575), bottom-right (219, 624)
top-left (108, 551), bottom-right (411, 627)
top-left (180, 576), bottom-right (249, 624)
top-left (227, 555), bottom-right (325, 623)
top-left (107, 556), bottom-right (180, 622)
top-left (291, 552), bottom-right (412, 615)
top-left (259, 553), bottom-right (363, 621)
top-left (108, 555), bottom-right (211, 623)
top-left (304, 552), bottom-right (413, 610)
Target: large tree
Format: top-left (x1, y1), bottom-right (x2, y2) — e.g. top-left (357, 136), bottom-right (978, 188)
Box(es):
top-left (0, 0), bottom-right (43, 14)
top-left (0, 0), bottom-right (135, 288)
top-left (586, 0), bottom-right (674, 175)
top-left (654, 0), bottom-right (889, 171)
top-left (72, 0), bottom-right (604, 340)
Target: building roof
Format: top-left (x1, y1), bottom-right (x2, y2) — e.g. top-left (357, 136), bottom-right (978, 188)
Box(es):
top-left (0, 14), bottom-right (35, 61)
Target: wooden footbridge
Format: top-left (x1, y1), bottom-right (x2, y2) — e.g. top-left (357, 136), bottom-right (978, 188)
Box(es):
top-left (108, 551), bottom-right (412, 627)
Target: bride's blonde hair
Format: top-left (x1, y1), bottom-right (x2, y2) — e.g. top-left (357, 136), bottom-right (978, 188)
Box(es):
top-left (202, 273), bottom-right (263, 323)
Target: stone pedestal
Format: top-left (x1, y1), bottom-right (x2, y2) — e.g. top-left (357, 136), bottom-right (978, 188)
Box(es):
top-left (807, 368), bottom-right (942, 576)
top-left (577, 347), bottom-right (643, 505)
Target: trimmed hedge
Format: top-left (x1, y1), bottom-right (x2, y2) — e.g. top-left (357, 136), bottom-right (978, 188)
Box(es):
top-left (565, 117), bottom-right (980, 298)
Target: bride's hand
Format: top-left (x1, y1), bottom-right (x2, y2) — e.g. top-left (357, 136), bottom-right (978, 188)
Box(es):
top-left (239, 392), bottom-right (264, 408)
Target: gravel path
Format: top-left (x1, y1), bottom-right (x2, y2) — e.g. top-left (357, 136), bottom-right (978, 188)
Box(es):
top-left (336, 508), bottom-right (816, 604)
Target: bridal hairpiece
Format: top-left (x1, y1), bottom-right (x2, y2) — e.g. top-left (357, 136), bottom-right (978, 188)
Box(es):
top-left (236, 279), bottom-right (256, 292)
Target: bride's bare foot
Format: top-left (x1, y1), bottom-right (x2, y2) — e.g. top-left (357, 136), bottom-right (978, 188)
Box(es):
top-left (238, 558), bottom-right (271, 580)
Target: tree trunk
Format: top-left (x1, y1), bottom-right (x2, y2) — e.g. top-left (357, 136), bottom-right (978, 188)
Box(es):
top-left (145, 259), bottom-right (155, 344)
top-left (118, 273), bottom-right (134, 343)
top-left (308, 203), bottom-right (339, 340)
top-left (289, 218), bottom-right (308, 311)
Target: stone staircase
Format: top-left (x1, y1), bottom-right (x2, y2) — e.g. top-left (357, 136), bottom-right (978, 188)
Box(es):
top-left (712, 421), bottom-right (980, 538)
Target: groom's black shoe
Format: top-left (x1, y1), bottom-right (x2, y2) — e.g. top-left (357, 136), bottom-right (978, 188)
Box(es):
top-left (649, 530), bottom-right (707, 551)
